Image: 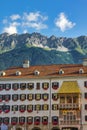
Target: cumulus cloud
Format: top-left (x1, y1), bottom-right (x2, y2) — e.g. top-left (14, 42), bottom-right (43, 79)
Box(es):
top-left (55, 12), bottom-right (76, 32)
top-left (10, 14), bottom-right (21, 21)
top-left (23, 12), bottom-right (48, 22)
top-left (3, 25), bottom-right (17, 34)
top-left (2, 11), bottom-right (48, 34)
top-left (22, 12), bottom-right (48, 30)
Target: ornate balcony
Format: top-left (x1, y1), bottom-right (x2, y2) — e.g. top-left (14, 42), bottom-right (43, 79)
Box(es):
top-left (58, 103), bottom-right (80, 110)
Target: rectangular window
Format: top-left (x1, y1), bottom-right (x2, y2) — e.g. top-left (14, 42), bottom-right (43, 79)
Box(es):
top-left (85, 104), bottom-right (87, 110)
top-left (67, 96), bottom-right (72, 103)
top-left (85, 93), bottom-right (87, 99)
top-left (36, 83), bottom-right (40, 90)
top-left (85, 116), bottom-right (87, 121)
top-left (60, 96), bottom-right (65, 103)
top-left (84, 81), bottom-right (87, 88)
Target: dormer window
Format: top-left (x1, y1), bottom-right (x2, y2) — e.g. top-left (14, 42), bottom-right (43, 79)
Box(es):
top-left (0, 71), bottom-right (6, 76)
top-left (79, 68), bottom-right (84, 74)
top-left (59, 69), bottom-right (64, 74)
top-left (34, 70), bottom-right (40, 76)
top-left (16, 71), bottom-right (21, 76)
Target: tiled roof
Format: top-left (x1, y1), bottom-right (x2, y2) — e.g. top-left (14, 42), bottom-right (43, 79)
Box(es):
top-left (0, 64), bottom-right (87, 79)
top-left (58, 81), bottom-right (81, 94)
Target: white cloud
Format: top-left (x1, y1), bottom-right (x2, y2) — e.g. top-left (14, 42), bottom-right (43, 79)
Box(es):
top-left (2, 11), bottom-right (48, 34)
top-left (3, 25), bottom-right (17, 35)
top-left (55, 12), bottom-right (76, 32)
top-left (22, 22), bottom-right (47, 30)
top-left (10, 14), bottom-right (21, 21)
top-left (23, 12), bottom-right (48, 22)
top-left (22, 12), bottom-right (48, 30)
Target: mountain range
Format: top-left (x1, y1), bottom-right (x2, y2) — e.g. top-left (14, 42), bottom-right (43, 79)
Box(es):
top-left (0, 32), bottom-right (87, 70)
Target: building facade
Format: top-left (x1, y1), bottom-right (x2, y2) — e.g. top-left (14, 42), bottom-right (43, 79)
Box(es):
top-left (0, 61), bottom-right (87, 130)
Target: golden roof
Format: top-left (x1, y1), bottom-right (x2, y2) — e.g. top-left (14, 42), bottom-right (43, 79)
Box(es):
top-left (58, 81), bottom-right (81, 94)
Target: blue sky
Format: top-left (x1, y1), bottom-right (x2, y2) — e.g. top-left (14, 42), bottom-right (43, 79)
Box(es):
top-left (0, 0), bottom-right (87, 37)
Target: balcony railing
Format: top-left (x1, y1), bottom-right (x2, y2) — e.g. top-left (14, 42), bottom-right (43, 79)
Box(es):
top-left (60, 120), bottom-right (80, 125)
top-left (58, 103), bottom-right (80, 109)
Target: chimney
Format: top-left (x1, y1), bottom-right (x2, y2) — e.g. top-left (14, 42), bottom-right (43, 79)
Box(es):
top-left (83, 58), bottom-right (87, 66)
top-left (23, 60), bottom-right (30, 68)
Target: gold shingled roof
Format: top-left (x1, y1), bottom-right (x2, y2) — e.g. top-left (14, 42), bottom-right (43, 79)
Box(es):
top-left (58, 81), bottom-right (81, 94)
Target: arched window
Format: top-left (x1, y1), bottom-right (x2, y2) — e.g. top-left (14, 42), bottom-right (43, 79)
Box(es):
top-left (0, 95), bottom-right (3, 102)
top-left (52, 93), bottom-right (58, 101)
top-left (4, 95), bottom-right (11, 102)
top-left (0, 105), bottom-right (2, 113)
top-left (42, 104), bottom-right (49, 110)
top-left (27, 116), bottom-right (33, 125)
top-left (35, 104), bottom-right (41, 111)
top-left (11, 117), bottom-right (18, 125)
top-left (19, 105), bottom-right (26, 112)
top-left (0, 117), bottom-right (2, 125)
top-left (20, 83), bottom-right (26, 90)
top-left (20, 94), bottom-right (26, 101)
top-left (52, 104), bottom-right (58, 110)
top-left (34, 116), bottom-right (40, 125)
top-left (42, 83), bottom-right (49, 90)
top-left (12, 94), bottom-right (19, 101)
top-left (27, 105), bottom-right (33, 112)
top-left (12, 83), bottom-right (19, 90)
top-left (0, 84), bottom-right (4, 91)
top-left (42, 116), bottom-right (48, 125)
top-left (3, 117), bottom-right (9, 125)
top-left (27, 94), bottom-right (34, 101)
top-left (42, 93), bottom-right (49, 101)
top-left (19, 117), bottom-right (25, 125)
top-left (52, 116), bottom-right (58, 125)
top-left (35, 94), bottom-right (41, 101)
top-left (52, 82), bottom-right (59, 89)
top-left (5, 84), bottom-right (11, 90)
top-left (3, 105), bottom-right (10, 113)
top-left (12, 105), bottom-right (18, 112)
top-left (27, 83), bottom-right (34, 90)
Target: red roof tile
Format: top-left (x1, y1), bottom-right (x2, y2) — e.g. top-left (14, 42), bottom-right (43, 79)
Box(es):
top-left (0, 64), bottom-right (87, 79)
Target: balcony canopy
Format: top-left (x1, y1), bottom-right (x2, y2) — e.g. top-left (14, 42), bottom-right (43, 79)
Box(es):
top-left (58, 81), bottom-right (81, 94)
